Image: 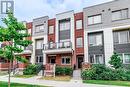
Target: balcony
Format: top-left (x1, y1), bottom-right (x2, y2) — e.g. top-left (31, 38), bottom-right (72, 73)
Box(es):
top-left (43, 41), bottom-right (73, 54)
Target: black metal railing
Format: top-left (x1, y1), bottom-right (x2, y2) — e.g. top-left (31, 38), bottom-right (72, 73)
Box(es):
top-left (43, 41), bottom-right (72, 50)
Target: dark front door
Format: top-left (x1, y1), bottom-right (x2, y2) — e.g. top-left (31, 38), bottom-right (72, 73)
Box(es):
top-left (49, 56), bottom-right (56, 64)
top-left (77, 56), bottom-right (83, 69)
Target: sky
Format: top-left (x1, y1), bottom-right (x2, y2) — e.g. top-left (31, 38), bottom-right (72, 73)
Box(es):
top-left (1, 0), bottom-right (113, 23)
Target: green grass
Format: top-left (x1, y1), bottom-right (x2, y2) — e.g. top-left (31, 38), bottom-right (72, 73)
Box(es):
top-left (83, 80), bottom-right (130, 87)
top-left (0, 81), bottom-right (47, 87)
top-left (13, 75), bottom-right (35, 78)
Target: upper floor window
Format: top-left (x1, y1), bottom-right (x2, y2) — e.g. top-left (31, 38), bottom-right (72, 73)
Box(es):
top-left (88, 33), bottom-right (102, 46)
top-left (88, 14), bottom-right (101, 25)
top-left (36, 39), bottom-right (43, 49)
top-left (35, 24), bottom-right (44, 33)
top-left (28, 29), bottom-right (31, 35)
top-left (113, 30), bottom-right (129, 44)
top-left (49, 26), bottom-right (54, 34)
top-left (112, 9), bottom-right (128, 21)
top-left (76, 20), bottom-right (82, 29)
top-left (60, 21), bottom-right (70, 31)
top-left (76, 37), bottom-right (83, 48)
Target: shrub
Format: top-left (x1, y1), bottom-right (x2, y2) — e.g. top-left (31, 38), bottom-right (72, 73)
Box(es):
top-left (23, 64), bottom-right (38, 75)
top-left (109, 52), bottom-right (123, 69)
top-left (55, 66), bottom-right (73, 76)
top-left (81, 64), bottom-right (130, 81)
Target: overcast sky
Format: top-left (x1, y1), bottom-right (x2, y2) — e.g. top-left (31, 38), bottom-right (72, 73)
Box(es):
top-left (1, 0), bottom-right (114, 23)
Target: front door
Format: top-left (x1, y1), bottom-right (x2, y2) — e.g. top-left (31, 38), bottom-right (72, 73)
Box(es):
top-left (49, 57), bottom-right (56, 64)
top-left (77, 56), bottom-right (83, 69)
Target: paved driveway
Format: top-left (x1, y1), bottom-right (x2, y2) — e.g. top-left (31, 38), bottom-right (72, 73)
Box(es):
top-left (0, 76), bottom-right (122, 87)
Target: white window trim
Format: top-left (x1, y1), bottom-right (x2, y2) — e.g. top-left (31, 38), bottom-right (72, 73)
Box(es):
top-left (89, 54), bottom-right (104, 64)
top-left (88, 14), bottom-right (102, 25)
top-left (49, 26), bottom-right (54, 34)
top-left (61, 56), bottom-right (71, 65)
top-left (76, 37), bottom-right (83, 48)
top-left (76, 20), bottom-right (82, 30)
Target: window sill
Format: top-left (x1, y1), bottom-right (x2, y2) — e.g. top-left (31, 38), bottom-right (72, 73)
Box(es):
top-left (112, 18), bottom-right (130, 22)
top-left (61, 64), bottom-right (71, 65)
top-left (114, 42), bottom-right (130, 45)
top-left (88, 23), bottom-right (102, 26)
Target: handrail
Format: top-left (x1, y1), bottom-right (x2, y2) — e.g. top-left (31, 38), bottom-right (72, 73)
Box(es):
top-left (43, 41), bottom-right (72, 50)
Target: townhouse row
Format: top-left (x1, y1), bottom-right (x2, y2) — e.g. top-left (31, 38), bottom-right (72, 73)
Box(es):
top-left (0, 0), bottom-right (130, 70)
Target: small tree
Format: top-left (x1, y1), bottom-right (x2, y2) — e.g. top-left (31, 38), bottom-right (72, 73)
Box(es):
top-left (0, 12), bottom-right (32, 87)
top-left (109, 52), bottom-right (123, 69)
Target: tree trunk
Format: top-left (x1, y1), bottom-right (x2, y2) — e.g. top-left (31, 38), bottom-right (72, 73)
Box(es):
top-left (8, 61), bottom-right (12, 87)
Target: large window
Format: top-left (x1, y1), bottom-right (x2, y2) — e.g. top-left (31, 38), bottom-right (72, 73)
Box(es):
top-left (76, 37), bottom-right (83, 48)
top-left (61, 56), bottom-right (71, 65)
top-left (36, 39), bottom-right (43, 49)
top-left (88, 14), bottom-right (101, 25)
top-left (113, 30), bottom-right (129, 44)
top-left (28, 29), bottom-right (31, 35)
top-left (118, 54), bottom-right (130, 64)
top-left (112, 9), bottom-right (128, 21)
top-left (36, 55), bottom-right (43, 63)
top-left (89, 54), bottom-right (104, 64)
top-left (76, 20), bottom-right (82, 29)
top-left (35, 24), bottom-right (44, 33)
top-left (49, 26), bottom-right (54, 34)
top-left (59, 19), bottom-right (71, 42)
top-left (88, 33), bottom-right (102, 46)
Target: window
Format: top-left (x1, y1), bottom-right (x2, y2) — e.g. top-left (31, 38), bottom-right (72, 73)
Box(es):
top-left (76, 37), bottom-right (83, 47)
top-left (112, 9), bottom-right (128, 21)
top-left (59, 19), bottom-right (71, 41)
top-left (28, 29), bottom-right (31, 35)
top-left (35, 25), bottom-right (44, 33)
top-left (89, 54), bottom-right (104, 64)
top-left (36, 39), bottom-right (43, 49)
top-left (36, 56), bottom-right (43, 63)
top-left (88, 15), bottom-right (101, 25)
top-left (113, 30), bottom-right (129, 44)
top-left (61, 56), bottom-right (71, 65)
top-left (76, 20), bottom-right (82, 29)
top-left (88, 33), bottom-right (102, 46)
top-left (49, 26), bottom-right (54, 34)
top-left (124, 54), bottom-right (130, 64)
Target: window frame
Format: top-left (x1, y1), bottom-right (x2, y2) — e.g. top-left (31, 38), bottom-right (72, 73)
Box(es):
top-left (88, 14), bottom-right (102, 25)
top-left (88, 33), bottom-right (103, 47)
top-left (89, 54), bottom-right (104, 64)
top-left (112, 8), bottom-right (128, 21)
top-left (49, 26), bottom-right (54, 34)
top-left (35, 24), bottom-right (44, 33)
top-left (76, 20), bottom-right (82, 30)
top-left (61, 56), bottom-right (71, 65)
top-left (76, 37), bottom-right (83, 48)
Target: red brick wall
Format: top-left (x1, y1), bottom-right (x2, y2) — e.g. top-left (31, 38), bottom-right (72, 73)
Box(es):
top-left (48, 19), bottom-right (56, 42)
top-left (74, 12), bottom-right (84, 55)
top-left (26, 22), bottom-right (32, 40)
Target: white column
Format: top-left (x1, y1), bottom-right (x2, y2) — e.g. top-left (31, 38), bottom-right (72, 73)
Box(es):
top-left (84, 30), bottom-right (89, 63)
top-left (104, 28), bottom-right (114, 66)
top-left (43, 53), bottom-right (46, 65)
top-left (30, 38), bottom-right (36, 64)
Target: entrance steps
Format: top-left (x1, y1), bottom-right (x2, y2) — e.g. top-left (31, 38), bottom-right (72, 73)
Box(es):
top-left (71, 70), bottom-right (82, 83)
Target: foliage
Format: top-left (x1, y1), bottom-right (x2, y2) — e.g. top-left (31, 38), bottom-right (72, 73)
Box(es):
top-left (0, 11), bottom-right (32, 63)
top-left (55, 66), bottom-right (73, 76)
top-left (109, 52), bottom-right (123, 69)
top-left (23, 64), bottom-right (38, 75)
top-left (81, 64), bottom-right (130, 81)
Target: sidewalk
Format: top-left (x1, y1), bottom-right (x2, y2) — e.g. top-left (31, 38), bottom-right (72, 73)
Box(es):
top-left (0, 75), bottom-right (122, 87)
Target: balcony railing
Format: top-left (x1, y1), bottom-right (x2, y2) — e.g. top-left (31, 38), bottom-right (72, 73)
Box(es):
top-left (43, 41), bottom-right (72, 50)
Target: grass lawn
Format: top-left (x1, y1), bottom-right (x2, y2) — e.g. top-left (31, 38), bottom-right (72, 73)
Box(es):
top-left (41, 76), bottom-right (71, 81)
top-left (83, 80), bottom-right (130, 87)
top-left (0, 81), bottom-right (47, 87)
top-left (13, 75), bottom-right (35, 78)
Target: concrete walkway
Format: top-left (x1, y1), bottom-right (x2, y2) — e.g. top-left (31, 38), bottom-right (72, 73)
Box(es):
top-left (0, 75), bottom-right (122, 87)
